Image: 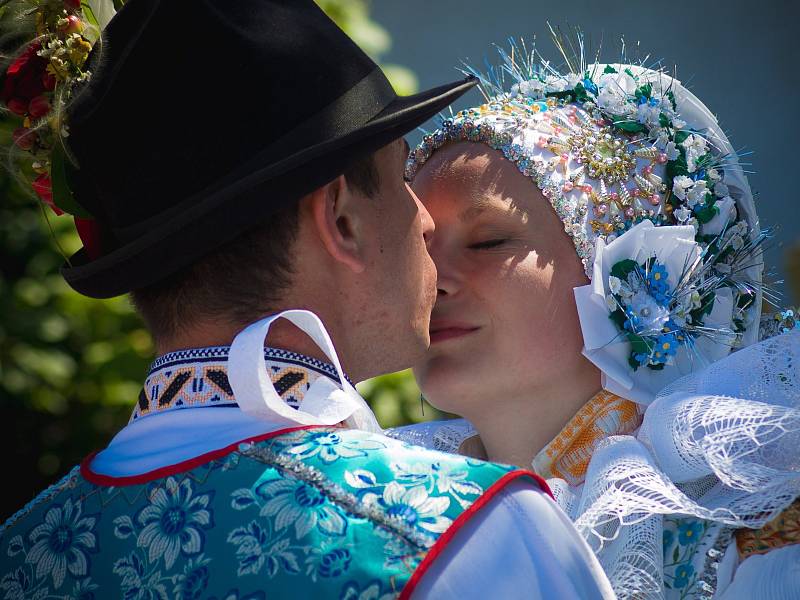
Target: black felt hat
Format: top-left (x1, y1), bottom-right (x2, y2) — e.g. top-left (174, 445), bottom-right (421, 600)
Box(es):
top-left (60, 0), bottom-right (476, 298)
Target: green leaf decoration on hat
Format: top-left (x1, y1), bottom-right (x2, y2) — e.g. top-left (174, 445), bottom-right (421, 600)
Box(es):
top-left (50, 144), bottom-right (91, 218)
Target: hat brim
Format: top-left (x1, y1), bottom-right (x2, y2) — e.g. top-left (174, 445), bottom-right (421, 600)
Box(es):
top-left (61, 76), bottom-right (477, 298)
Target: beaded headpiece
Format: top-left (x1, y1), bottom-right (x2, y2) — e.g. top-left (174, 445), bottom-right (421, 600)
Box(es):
top-left (406, 40), bottom-right (768, 403)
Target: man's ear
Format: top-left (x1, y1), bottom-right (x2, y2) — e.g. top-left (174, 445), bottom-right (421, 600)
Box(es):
top-left (306, 174), bottom-right (367, 273)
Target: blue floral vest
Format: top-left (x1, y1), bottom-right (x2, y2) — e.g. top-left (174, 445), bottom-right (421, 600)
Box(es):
top-left (0, 426), bottom-right (544, 599)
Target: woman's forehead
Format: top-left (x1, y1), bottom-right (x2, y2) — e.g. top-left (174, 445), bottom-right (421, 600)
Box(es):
top-left (415, 143), bottom-right (538, 217)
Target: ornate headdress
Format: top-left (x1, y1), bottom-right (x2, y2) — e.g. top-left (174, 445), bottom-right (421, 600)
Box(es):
top-left (405, 38), bottom-right (770, 403)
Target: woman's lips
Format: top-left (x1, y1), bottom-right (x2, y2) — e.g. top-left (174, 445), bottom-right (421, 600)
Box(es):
top-left (429, 322), bottom-right (480, 344)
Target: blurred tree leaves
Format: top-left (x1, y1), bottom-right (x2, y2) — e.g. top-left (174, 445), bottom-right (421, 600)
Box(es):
top-left (0, 0), bottom-right (435, 521)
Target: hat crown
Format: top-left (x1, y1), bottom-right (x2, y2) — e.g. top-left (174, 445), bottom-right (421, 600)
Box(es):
top-left (68, 0), bottom-right (390, 231)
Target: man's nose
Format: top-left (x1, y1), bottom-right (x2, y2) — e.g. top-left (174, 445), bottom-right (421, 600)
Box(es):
top-left (408, 183), bottom-right (435, 245)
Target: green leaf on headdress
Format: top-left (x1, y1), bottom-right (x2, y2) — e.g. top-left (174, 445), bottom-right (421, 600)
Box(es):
top-left (690, 293), bottom-right (716, 324)
top-left (628, 355), bottom-right (642, 371)
top-left (604, 65), bottom-right (618, 74)
top-left (737, 291), bottom-right (756, 310)
top-left (634, 83), bottom-right (652, 101)
top-left (673, 130), bottom-right (691, 145)
top-left (666, 91), bottom-right (677, 111)
top-left (609, 308), bottom-right (628, 330)
top-left (611, 259), bottom-right (639, 281)
top-left (572, 82), bottom-right (591, 103)
top-left (612, 120), bottom-right (646, 134)
top-left (626, 333), bottom-right (651, 356)
top-left (659, 113), bottom-right (672, 129)
top-left (693, 203), bottom-right (719, 224)
top-left (545, 90), bottom-right (576, 102)
top-left (624, 68), bottom-right (637, 81)
top-left (51, 144), bottom-right (91, 218)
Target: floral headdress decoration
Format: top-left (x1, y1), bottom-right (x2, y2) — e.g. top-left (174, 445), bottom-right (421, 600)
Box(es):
top-left (405, 36), bottom-right (771, 404)
top-left (1, 0), bottom-right (117, 259)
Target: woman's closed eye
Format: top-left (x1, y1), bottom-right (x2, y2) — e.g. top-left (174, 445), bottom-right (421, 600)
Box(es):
top-left (469, 238), bottom-right (508, 250)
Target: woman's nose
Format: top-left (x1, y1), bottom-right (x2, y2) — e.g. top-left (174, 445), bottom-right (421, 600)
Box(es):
top-left (428, 241), bottom-right (462, 297)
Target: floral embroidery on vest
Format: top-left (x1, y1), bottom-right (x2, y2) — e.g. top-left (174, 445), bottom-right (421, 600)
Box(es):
top-left (1, 427), bottom-right (526, 599)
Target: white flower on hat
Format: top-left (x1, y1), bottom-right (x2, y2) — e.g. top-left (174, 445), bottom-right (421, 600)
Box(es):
top-left (673, 205), bottom-right (692, 223)
top-left (573, 220), bottom-right (736, 404)
top-left (513, 78), bottom-right (547, 99)
top-left (686, 180), bottom-right (708, 208)
top-left (680, 134), bottom-right (708, 173)
top-left (665, 141), bottom-right (679, 160)
top-left (701, 196), bottom-right (736, 236)
top-left (637, 102), bottom-right (661, 127)
top-left (672, 175), bottom-right (694, 200)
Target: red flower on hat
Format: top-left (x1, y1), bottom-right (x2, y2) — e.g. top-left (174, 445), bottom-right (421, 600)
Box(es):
top-left (1, 42), bottom-right (49, 116)
top-left (74, 217), bottom-right (101, 259)
top-left (32, 174), bottom-right (64, 216)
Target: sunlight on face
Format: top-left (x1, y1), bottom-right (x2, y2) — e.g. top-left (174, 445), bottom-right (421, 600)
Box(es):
top-left (412, 142), bottom-right (591, 417)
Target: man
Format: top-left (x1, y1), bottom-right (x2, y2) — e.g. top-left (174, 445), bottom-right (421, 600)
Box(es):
top-left (0, 0), bottom-right (614, 597)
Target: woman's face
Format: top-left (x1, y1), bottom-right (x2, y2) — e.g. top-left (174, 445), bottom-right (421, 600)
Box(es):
top-left (412, 142), bottom-right (594, 416)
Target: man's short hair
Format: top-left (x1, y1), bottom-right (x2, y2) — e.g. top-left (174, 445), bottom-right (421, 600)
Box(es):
top-left (130, 152), bottom-right (380, 342)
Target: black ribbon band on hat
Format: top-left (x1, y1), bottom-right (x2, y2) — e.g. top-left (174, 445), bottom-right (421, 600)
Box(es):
top-left (113, 67), bottom-right (396, 245)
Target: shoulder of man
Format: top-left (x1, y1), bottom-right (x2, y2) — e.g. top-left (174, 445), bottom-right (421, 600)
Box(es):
top-left (0, 426), bottom-right (551, 599)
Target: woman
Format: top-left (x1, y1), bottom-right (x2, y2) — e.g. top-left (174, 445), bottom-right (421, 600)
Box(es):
top-left (392, 42), bottom-right (800, 599)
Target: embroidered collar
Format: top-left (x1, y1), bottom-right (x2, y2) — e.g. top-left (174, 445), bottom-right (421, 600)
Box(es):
top-left (531, 389), bottom-right (642, 487)
top-left (132, 346), bottom-right (345, 423)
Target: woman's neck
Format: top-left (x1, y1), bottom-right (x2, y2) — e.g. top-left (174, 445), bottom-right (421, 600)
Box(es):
top-left (467, 367), bottom-right (602, 468)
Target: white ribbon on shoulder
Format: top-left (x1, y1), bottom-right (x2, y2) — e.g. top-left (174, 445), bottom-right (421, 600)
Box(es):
top-left (228, 309), bottom-right (382, 433)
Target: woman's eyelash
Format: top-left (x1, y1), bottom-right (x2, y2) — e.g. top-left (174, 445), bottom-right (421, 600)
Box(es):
top-left (469, 239), bottom-right (507, 249)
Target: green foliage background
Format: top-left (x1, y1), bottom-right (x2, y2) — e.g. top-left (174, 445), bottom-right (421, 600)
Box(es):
top-left (0, 0), bottom-right (445, 521)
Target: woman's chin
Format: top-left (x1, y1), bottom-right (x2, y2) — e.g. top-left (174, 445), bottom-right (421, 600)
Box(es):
top-left (415, 357), bottom-right (486, 415)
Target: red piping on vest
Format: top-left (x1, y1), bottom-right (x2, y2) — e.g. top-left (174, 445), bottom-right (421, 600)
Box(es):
top-left (399, 469), bottom-right (554, 600)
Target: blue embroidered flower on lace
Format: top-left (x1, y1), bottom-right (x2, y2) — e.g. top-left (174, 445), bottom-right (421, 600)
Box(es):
top-left (662, 528), bottom-right (674, 553)
top-left (226, 521), bottom-right (305, 578)
top-left (280, 430), bottom-right (384, 464)
top-left (135, 478), bottom-right (214, 569)
top-left (24, 497), bottom-right (98, 589)
top-left (673, 563), bottom-right (695, 588)
top-left (338, 579), bottom-right (396, 600)
top-left (677, 520), bottom-right (704, 545)
top-left (254, 476), bottom-right (348, 538)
